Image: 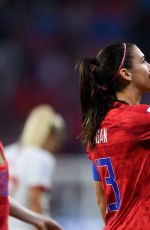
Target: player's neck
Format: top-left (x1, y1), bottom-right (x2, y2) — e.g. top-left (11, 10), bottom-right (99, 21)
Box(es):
top-left (116, 88), bottom-right (141, 105)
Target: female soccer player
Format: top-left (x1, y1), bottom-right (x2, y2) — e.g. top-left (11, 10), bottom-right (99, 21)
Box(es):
top-left (5, 104), bottom-right (66, 230)
top-left (78, 43), bottom-right (150, 229)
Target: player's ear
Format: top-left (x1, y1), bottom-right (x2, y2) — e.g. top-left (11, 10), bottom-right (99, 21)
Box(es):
top-left (119, 68), bottom-right (132, 81)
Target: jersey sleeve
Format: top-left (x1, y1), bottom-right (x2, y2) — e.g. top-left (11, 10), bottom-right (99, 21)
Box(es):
top-left (128, 105), bottom-right (150, 143)
top-left (28, 155), bottom-right (56, 190)
top-left (91, 161), bottom-right (101, 181)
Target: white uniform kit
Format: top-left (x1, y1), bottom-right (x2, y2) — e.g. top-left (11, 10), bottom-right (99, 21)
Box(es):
top-left (5, 143), bottom-right (56, 230)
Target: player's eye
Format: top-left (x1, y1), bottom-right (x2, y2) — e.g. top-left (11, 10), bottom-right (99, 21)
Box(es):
top-left (143, 58), bottom-right (146, 63)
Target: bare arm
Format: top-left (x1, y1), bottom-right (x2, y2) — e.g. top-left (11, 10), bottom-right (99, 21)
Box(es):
top-left (28, 186), bottom-right (46, 230)
top-left (28, 186), bottom-right (44, 214)
top-left (9, 197), bottom-right (63, 230)
top-left (93, 181), bottom-right (106, 223)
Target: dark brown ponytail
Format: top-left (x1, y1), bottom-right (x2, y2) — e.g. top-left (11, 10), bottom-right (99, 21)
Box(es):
top-left (78, 43), bottom-right (134, 149)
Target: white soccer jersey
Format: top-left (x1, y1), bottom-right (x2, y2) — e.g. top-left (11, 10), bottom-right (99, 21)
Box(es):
top-left (5, 143), bottom-right (56, 230)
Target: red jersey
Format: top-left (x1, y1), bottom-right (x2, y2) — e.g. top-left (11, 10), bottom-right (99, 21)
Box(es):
top-left (87, 103), bottom-right (150, 230)
top-left (0, 142), bottom-right (9, 230)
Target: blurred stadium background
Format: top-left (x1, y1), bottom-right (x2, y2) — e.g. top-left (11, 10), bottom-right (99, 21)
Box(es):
top-left (0, 0), bottom-right (150, 229)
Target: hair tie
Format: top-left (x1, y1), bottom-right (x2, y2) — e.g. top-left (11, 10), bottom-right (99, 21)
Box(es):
top-left (90, 58), bottom-right (99, 66)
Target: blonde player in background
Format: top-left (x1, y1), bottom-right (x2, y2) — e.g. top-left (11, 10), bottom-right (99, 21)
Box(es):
top-left (5, 104), bottom-right (66, 230)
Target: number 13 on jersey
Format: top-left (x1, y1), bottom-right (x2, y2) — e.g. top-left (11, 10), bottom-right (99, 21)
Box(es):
top-left (96, 157), bottom-right (121, 211)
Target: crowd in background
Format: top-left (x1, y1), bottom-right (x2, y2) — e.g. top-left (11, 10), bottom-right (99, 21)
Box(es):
top-left (0, 0), bottom-right (149, 153)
